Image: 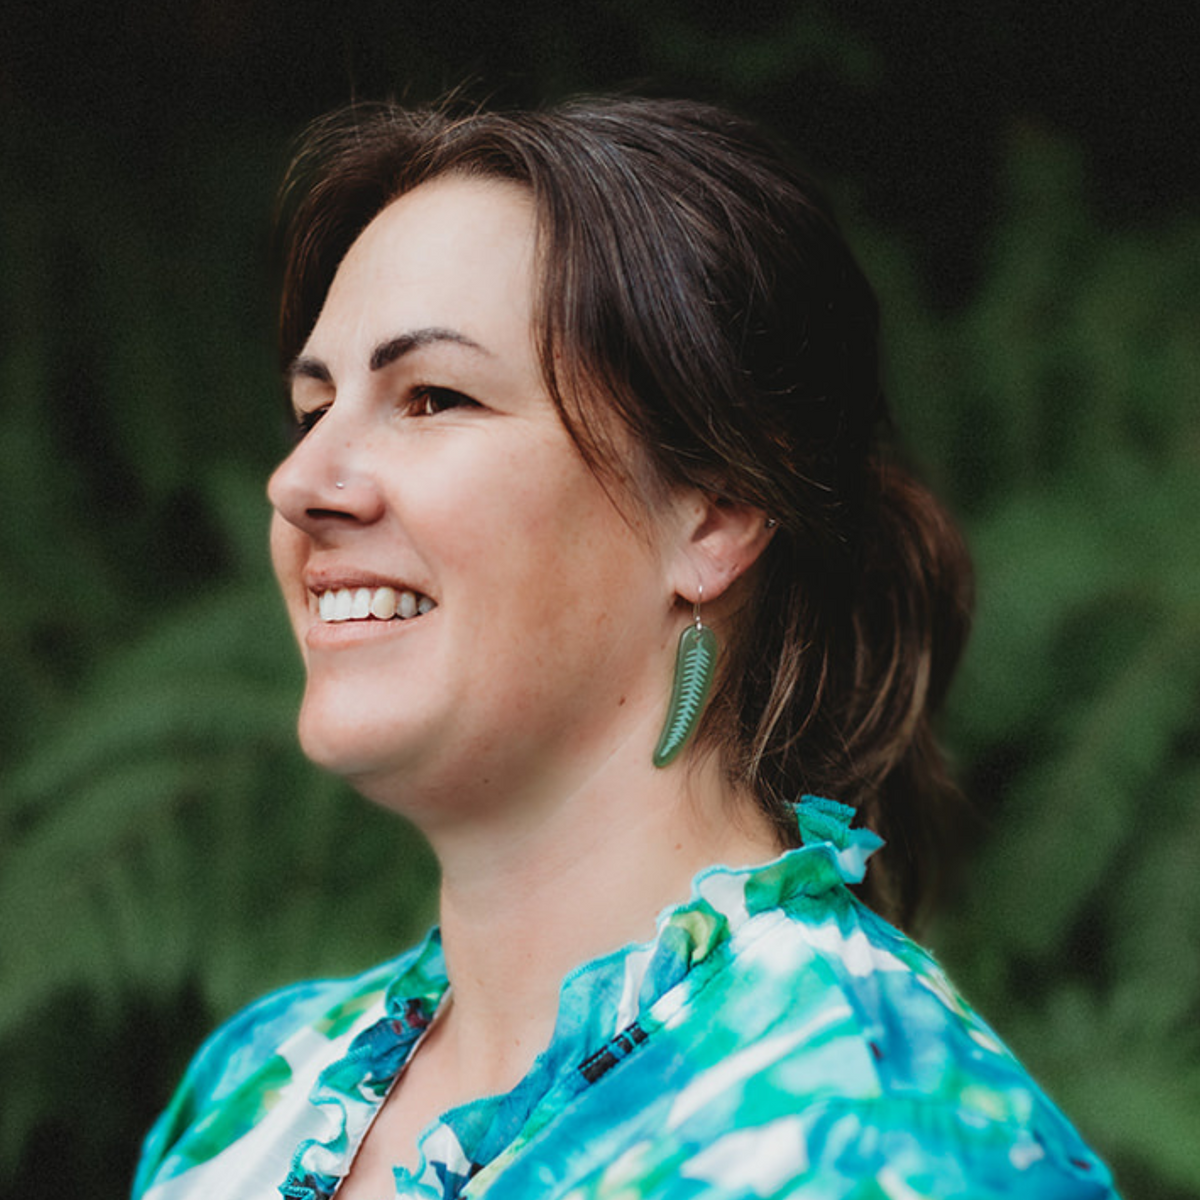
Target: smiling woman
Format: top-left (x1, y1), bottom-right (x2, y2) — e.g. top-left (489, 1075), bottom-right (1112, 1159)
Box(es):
top-left (131, 98), bottom-right (1119, 1200)
top-left (266, 177), bottom-right (678, 808)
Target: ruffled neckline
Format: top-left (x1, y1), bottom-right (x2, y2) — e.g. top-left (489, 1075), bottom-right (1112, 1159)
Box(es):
top-left (283, 797), bottom-right (881, 1199)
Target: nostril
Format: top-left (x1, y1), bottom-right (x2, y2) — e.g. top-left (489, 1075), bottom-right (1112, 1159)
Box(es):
top-left (305, 505), bottom-right (358, 521)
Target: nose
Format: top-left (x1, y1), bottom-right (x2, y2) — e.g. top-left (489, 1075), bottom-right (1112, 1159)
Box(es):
top-left (267, 417), bottom-right (386, 534)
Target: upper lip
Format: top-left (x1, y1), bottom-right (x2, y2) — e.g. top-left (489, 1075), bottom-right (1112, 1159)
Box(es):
top-left (303, 566), bottom-right (432, 595)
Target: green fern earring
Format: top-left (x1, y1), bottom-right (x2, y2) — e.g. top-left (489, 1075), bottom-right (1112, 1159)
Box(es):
top-left (652, 591), bottom-right (718, 768)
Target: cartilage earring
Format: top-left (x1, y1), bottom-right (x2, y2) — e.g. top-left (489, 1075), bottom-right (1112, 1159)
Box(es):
top-left (652, 590), bottom-right (719, 768)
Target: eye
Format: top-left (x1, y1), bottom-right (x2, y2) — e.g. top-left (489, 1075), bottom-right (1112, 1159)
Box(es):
top-left (408, 386), bottom-right (479, 417)
top-left (292, 405), bottom-right (329, 442)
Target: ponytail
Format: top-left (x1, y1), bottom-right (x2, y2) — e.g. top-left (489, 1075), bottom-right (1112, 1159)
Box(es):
top-left (844, 460), bottom-right (973, 922)
top-left (721, 459), bottom-right (971, 929)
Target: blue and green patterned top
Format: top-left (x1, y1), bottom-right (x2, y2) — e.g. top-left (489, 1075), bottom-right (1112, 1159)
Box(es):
top-left (133, 798), bottom-right (1118, 1199)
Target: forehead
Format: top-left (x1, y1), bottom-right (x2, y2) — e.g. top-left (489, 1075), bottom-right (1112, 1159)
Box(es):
top-left (308, 175), bottom-right (540, 357)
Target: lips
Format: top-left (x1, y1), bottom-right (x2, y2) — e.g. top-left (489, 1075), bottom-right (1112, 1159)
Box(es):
top-left (314, 584), bottom-right (436, 623)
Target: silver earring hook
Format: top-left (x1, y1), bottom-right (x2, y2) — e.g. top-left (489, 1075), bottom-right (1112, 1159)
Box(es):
top-left (694, 583), bottom-right (704, 631)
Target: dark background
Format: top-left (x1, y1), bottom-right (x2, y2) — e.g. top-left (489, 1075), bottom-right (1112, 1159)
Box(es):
top-left (2, 3), bottom-right (1198, 1197)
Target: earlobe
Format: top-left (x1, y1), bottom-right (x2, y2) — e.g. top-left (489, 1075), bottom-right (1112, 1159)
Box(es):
top-left (670, 493), bottom-right (777, 605)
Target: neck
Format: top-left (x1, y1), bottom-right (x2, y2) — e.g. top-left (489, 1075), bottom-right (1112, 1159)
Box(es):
top-left (422, 746), bottom-right (780, 1098)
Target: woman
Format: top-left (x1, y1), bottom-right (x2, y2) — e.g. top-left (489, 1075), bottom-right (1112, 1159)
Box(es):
top-left (133, 98), bottom-right (1117, 1198)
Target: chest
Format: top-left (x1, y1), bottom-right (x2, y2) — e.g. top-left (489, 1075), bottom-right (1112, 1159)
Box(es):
top-left (334, 1080), bottom-right (441, 1200)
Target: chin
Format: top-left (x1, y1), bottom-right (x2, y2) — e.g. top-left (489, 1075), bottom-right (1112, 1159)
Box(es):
top-left (296, 699), bottom-right (399, 780)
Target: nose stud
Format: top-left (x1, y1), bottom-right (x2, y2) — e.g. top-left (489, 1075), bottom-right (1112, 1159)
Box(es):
top-left (335, 480), bottom-right (346, 490)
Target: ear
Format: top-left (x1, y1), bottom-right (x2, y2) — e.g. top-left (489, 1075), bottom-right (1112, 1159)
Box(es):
top-left (668, 493), bottom-right (777, 606)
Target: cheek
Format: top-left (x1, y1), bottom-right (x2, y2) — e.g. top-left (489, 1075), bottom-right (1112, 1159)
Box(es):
top-left (493, 471), bottom-right (628, 600)
top-left (415, 442), bottom-right (568, 569)
top-left (514, 500), bottom-right (659, 644)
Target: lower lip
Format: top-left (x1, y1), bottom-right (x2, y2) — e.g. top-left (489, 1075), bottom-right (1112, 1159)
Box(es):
top-left (304, 615), bottom-right (431, 650)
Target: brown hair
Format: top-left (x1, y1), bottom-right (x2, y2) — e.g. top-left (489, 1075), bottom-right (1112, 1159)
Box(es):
top-left (277, 96), bottom-right (973, 929)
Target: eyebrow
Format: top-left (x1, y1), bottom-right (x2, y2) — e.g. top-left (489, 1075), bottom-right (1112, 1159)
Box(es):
top-left (286, 327), bottom-right (490, 384)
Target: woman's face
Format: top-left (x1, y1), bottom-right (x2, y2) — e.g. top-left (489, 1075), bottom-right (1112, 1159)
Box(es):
top-left (269, 176), bottom-right (686, 821)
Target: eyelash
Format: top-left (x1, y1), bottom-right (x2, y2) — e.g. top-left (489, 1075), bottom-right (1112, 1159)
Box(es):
top-left (291, 386), bottom-right (478, 440)
top-left (409, 386), bottom-right (478, 417)
top-left (293, 408), bottom-right (326, 441)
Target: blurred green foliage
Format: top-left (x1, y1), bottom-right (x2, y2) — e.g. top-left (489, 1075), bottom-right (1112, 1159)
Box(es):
top-left (867, 126), bottom-right (1200, 1197)
top-left (1, 6), bottom-right (1196, 1199)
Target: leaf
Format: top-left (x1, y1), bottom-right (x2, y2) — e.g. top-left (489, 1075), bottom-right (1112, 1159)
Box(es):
top-left (652, 623), bottom-right (718, 768)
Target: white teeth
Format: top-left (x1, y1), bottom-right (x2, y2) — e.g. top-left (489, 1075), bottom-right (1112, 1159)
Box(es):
top-left (370, 586), bottom-right (397, 619)
top-left (315, 585), bottom-right (437, 623)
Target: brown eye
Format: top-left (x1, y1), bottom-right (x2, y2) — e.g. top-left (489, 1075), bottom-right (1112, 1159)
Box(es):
top-left (410, 387), bottom-right (479, 416)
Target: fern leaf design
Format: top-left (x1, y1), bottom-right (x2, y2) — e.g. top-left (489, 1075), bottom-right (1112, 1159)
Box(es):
top-left (653, 623), bottom-right (719, 767)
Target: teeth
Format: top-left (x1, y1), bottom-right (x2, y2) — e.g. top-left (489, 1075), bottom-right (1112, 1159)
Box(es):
top-left (369, 586), bottom-right (396, 619)
top-left (315, 585), bottom-right (437, 623)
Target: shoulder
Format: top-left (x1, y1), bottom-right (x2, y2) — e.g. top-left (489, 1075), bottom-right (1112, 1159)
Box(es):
top-left (650, 1093), bottom-right (1118, 1199)
top-left (131, 950), bottom-right (416, 1199)
top-left (499, 894), bottom-right (1118, 1199)
top-left (662, 895), bottom-right (1119, 1197)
